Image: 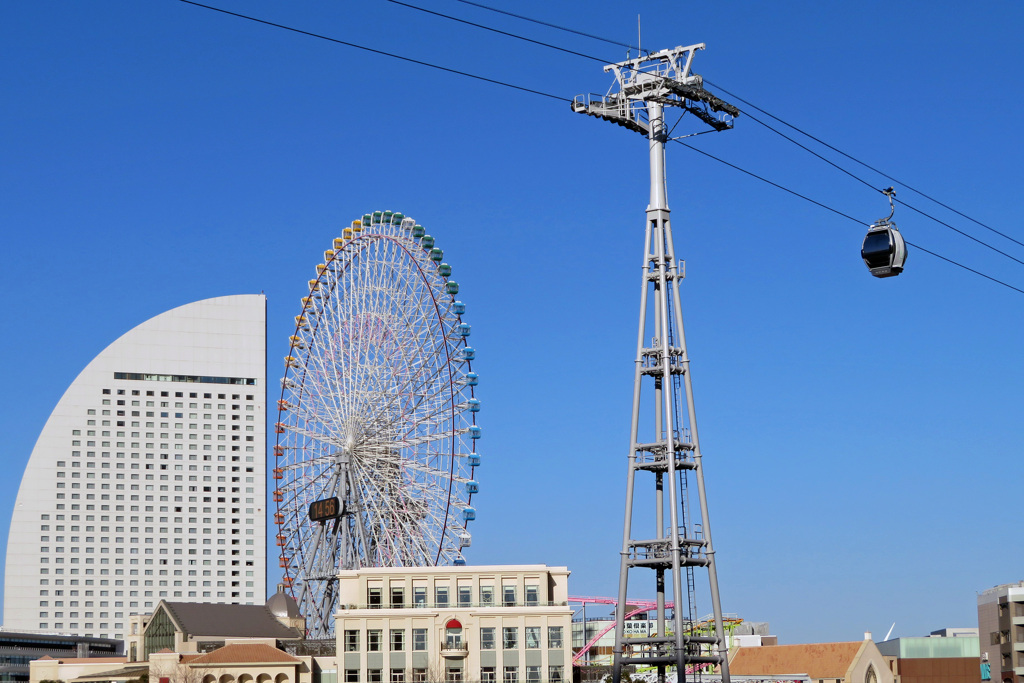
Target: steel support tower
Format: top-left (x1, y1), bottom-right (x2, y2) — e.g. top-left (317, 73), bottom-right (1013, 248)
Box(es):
top-left (572, 44), bottom-right (739, 683)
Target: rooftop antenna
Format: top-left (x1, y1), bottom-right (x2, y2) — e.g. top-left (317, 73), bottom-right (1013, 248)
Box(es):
top-left (573, 45), bottom-right (739, 683)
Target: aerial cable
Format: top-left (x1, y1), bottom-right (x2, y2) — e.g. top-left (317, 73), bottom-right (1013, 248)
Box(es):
top-left (174, 0), bottom-right (1024, 297)
top-left (176, 0), bottom-right (570, 102)
top-left (385, 0), bottom-right (605, 63)
top-left (705, 79), bottom-right (1024, 250)
top-left (739, 109), bottom-right (1024, 268)
top-left (436, 1), bottom-right (1024, 253)
top-left (675, 139), bottom-right (1024, 296)
top-left (450, 0), bottom-right (645, 54)
top-left (674, 139), bottom-right (865, 225)
top-left (404, 1), bottom-right (1024, 262)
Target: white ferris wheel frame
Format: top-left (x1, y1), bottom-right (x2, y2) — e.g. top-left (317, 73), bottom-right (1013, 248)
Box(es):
top-left (273, 212), bottom-right (479, 639)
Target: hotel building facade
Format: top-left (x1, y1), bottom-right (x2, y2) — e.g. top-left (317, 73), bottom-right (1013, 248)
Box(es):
top-left (4, 294), bottom-right (268, 640)
top-left (335, 565), bottom-right (573, 683)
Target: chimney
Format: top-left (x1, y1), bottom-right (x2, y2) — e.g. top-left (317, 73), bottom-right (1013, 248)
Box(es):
top-left (864, 631), bottom-right (873, 641)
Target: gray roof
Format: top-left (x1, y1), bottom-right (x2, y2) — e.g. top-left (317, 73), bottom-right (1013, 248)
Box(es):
top-left (70, 665), bottom-right (150, 682)
top-left (266, 590), bottom-right (303, 619)
top-left (158, 602), bottom-right (302, 639)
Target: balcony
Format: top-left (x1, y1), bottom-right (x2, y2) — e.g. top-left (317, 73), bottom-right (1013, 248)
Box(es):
top-left (440, 642), bottom-right (468, 658)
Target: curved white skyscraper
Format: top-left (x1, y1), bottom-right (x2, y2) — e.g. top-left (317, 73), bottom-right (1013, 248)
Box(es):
top-left (4, 295), bottom-right (267, 640)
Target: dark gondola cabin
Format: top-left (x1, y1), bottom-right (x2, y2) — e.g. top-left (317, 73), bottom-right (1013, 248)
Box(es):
top-left (862, 222), bottom-right (907, 278)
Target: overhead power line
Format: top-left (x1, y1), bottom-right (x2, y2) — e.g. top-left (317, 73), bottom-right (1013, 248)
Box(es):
top-left (176, 0), bottom-right (569, 102)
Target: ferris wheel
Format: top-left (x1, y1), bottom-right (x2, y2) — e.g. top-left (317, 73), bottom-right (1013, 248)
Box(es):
top-left (272, 210), bottom-right (480, 639)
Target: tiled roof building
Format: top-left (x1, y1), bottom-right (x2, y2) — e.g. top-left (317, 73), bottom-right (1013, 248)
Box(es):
top-left (729, 640), bottom-right (893, 683)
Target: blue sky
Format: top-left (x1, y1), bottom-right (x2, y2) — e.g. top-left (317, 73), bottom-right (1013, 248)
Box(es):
top-left (2, 0), bottom-right (1023, 645)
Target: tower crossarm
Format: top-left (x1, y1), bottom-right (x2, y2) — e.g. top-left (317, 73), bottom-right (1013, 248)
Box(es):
top-left (572, 43), bottom-right (739, 136)
top-left (626, 635), bottom-right (721, 646)
top-left (619, 655), bottom-right (723, 667)
top-left (639, 345), bottom-right (687, 376)
top-left (626, 540), bottom-right (710, 569)
top-left (571, 94), bottom-right (649, 135)
top-left (634, 439), bottom-right (695, 455)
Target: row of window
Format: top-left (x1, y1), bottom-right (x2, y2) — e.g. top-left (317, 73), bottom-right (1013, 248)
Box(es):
top-left (77, 417), bottom-right (256, 430)
top-left (70, 449), bottom-right (254, 458)
top-left (38, 622), bottom-right (124, 633)
top-left (72, 437), bottom-right (255, 446)
top-left (42, 525), bottom-right (253, 537)
top-left (58, 459), bottom-right (253, 470)
top-left (369, 585), bottom-right (544, 608)
top-left (343, 626), bottom-right (563, 651)
top-left (109, 374), bottom-right (257, 386)
top-left (343, 666), bottom-right (563, 683)
top-left (43, 507), bottom-right (253, 522)
top-left (45, 498), bottom-right (252, 513)
top-left (103, 387), bottom-right (257, 398)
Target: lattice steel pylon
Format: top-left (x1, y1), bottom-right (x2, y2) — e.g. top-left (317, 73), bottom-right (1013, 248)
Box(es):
top-left (572, 44), bottom-right (739, 683)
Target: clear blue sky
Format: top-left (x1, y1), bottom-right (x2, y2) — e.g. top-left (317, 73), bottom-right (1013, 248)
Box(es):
top-left (2, 0), bottom-right (1023, 645)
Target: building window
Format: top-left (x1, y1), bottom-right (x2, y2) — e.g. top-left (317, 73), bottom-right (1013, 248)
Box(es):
top-left (525, 667), bottom-right (540, 683)
top-left (368, 629), bottom-right (383, 651)
top-left (480, 585), bottom-right (494, 606)
top-left (391, 670), bottom-right (405, 683)
top-left (525, 627), bottom-right (541, 649)
top-left (412, 671), bottom-right (427, 683)
top-left (445, 668), bottom-right (462, 683)
top-left (413, 628), bottom-right (427, 651)
top-left (503, 586), bottom-right (516, 607)
top-left (480, 627), bottom-right (495, 650)
top-left (391, 629), bottom-right (405, 651)
top-left (503, 626), bottom-right (518, 649)
top-left (414, 586), bottom-right (427, 606)
top-left (345, 671), bottom-right (359, 683)
top-left (503, 667), bottom-right (518, 683)
top-left (368, 671), bottom-right (382, 683)
top-left (436, 585), bottom-right (449, 606)
top-left (446, 624), bottom-right (463, 649)
top-left (525, 585), bottom-right (539, 606)
top-left (458, 585), bottom-right (472, 606)
top-left (391, 586), bottom-right (405, 608)
top-left (345, 630), bottom-right (360, 652)
top-left (481, 668), bottom-right (496, 683)
top-left (368, 587), bottom-right (382, 608)
top-left (548, 626), bottom-right (563, 649)
top-left (548, 667), bottom-right (562, 683)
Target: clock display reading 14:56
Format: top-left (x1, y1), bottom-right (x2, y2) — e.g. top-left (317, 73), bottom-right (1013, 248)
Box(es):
top-left (308, 497), bottom-right (342, 522)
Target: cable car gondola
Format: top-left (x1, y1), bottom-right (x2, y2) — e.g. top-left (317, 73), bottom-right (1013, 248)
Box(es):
top-left (861, 187), bottom-right (907, 278)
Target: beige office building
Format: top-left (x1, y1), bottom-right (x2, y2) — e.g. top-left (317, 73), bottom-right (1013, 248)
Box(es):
top-left (335, 565), bottom-right (572, 683)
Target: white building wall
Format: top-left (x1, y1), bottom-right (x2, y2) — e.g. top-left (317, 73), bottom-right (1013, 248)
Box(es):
top-left (4, 294), bottom-right (267, 640)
